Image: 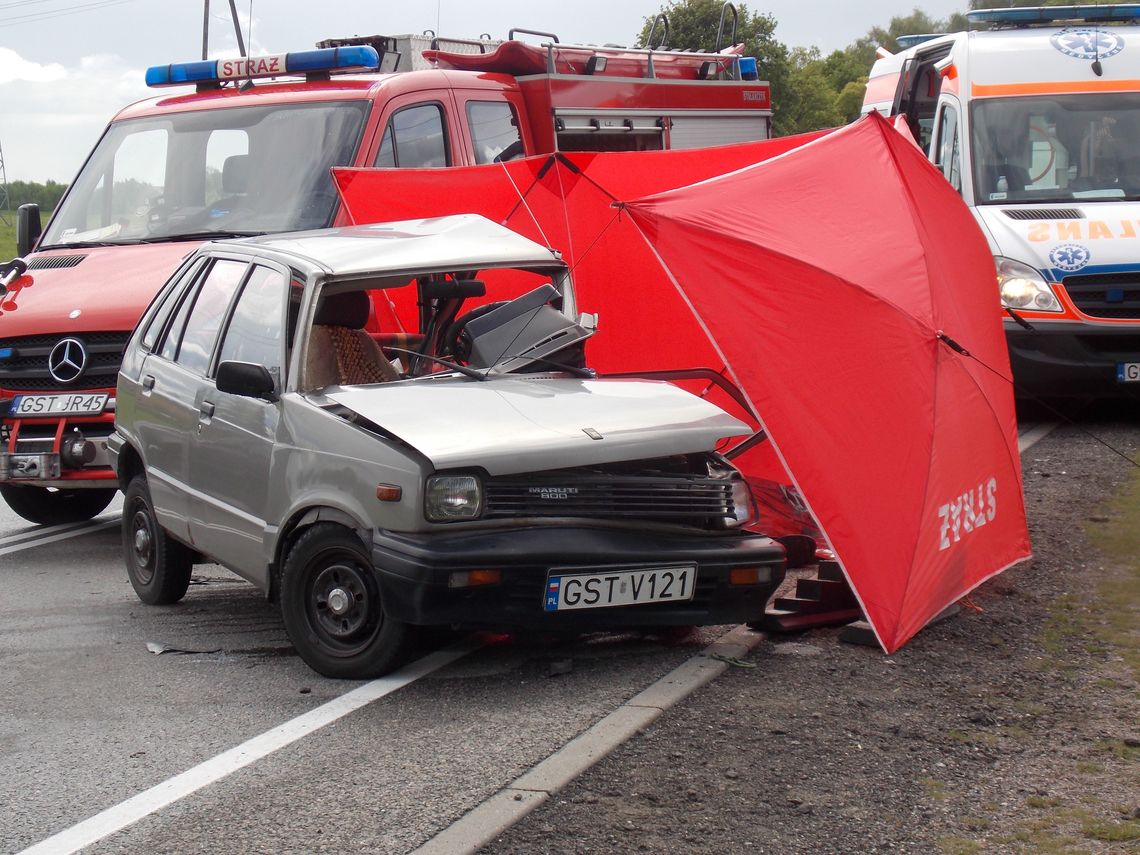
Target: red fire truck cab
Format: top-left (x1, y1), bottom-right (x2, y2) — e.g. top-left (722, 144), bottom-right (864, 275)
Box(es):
top-left (0, 25), bottom-right (772, 525)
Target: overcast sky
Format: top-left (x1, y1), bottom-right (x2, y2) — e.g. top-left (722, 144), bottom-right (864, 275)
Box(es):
top-left (0, 0), bottom-right (965, 182)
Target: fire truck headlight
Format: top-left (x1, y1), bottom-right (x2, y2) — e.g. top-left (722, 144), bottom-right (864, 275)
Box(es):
top-left (996, 256), bottom-right (1061, 312)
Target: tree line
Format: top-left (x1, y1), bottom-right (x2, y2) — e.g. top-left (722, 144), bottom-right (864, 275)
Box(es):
top-left (5, 179), bottom-right (67, 212)
top-left (638, 0), bottom-right (1106, 136)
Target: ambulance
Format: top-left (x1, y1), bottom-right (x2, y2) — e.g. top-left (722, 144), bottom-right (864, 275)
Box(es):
top-left (0, 13), bottom-right (772, 525)
top-left (862, 5), bottom-right (1140, 400)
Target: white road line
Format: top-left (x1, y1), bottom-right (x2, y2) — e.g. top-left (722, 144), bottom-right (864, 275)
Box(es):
top-left (0, 519), bottom-right (119, 557)
top-left (17, 637), bottom-right (483, 855)
top-left (1018, 422), bottom-right (1058, 453)
top-left (412, 625), bottom-right (765, 855)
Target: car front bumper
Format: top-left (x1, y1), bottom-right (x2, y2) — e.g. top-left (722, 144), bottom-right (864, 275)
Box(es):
top-left (370, 524), bottom-right (786, 629)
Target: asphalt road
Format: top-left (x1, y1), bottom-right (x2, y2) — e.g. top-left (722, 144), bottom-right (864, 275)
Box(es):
top-left (0, 411), bottom-right (1103, 855)
top-left (1, 496), bottom-right (732, 855)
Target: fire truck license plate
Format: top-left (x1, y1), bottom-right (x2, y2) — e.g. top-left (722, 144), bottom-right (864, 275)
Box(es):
top-left (1117, 362), bottom-right (1140, 383)
top-left (544, 565), bottom-right (696, 612)
top-left (9, 393), bottom-right (109, 416)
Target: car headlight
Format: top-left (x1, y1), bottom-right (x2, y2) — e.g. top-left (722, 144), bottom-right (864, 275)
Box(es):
top-left (425, 474), bottom-right (483, 522)
top-left (996, 256), bottom-right (1062, 312)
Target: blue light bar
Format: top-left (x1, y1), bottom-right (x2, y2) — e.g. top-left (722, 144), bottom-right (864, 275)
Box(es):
top-left (145, 45), bottom-right (380, 87)
top-left (0, 348), bottom-right (13, 360)
top-left (967, 4), bottom-right (1140, 26)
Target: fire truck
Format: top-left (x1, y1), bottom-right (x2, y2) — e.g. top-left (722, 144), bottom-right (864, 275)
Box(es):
top-left (0, 16), bottom-right (772, 525)
top-left (862, 5), bottom-right (1140, 400)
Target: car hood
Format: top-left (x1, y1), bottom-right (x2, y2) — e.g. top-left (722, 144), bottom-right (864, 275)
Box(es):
top-left (326, 375), bottom-right (751, 476)
top-left (975, 202), bottom-right (1140, 275)
top-left (0, 243), bottom-right (197, 337)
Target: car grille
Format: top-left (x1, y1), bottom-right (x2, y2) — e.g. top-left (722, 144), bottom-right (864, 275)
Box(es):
top-left (0, 332), bottom-right (128, 392)
top-left (484, 472), bottom-right (735, 528)
top-left (1062, 272), bottom-right (1140, 319)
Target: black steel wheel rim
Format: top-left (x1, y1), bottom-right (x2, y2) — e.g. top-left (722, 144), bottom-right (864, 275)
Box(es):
top-left (129, 501), bottom-right (156, 584)
top-left (306, 552), bottom-right (382, 655)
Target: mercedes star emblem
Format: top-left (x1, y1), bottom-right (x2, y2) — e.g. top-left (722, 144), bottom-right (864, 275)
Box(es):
top-left (48, 337), bottom-right (88, 384)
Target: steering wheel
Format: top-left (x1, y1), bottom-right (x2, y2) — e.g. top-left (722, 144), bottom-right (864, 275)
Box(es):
top-left (440, 302), bottom-right (509, 364)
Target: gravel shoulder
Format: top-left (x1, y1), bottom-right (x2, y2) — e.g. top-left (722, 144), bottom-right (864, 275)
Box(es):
top-left (482, 416), bottom-right (1140, 855)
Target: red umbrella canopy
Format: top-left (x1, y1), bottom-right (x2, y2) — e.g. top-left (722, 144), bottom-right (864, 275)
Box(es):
top-left (622, 112), bottom-right (1032, 651)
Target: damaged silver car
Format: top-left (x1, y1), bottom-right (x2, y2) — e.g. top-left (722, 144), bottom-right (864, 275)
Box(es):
top-left (109, 214), bottom-right (785, 678)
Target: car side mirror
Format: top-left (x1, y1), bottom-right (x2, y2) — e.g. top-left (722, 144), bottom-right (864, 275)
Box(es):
top-left (216, 360), bottom-right (277, 401)
top-left (16, 204), bottom-right (41, 257)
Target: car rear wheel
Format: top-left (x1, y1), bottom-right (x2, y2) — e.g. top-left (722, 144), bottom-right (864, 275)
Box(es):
top-left (280, 523), bottom-right (411, 679)
top-left (1, 484), bottom-right (116, 525)
top-left (122, 475), bottom-right (194, 605)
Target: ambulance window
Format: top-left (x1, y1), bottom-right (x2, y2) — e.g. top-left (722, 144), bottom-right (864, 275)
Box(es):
top-left (374, 104), bottom-right (450, 168)
top-left (466, 101), bottom-right (523, 164)
top-left (934, 105), bottom-right (962, 193)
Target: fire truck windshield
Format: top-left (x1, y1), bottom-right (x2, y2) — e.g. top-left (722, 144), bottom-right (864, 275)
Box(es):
top-left (41, 100), bottom-right (369, 247)
top-left (971, 93), bottom-right (1140, 204)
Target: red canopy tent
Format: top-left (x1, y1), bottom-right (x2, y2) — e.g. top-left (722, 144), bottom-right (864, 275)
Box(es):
top-left (333, 115), bottom-right (1031, 650)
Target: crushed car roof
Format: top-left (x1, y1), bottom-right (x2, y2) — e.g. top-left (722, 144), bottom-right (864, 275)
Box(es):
top-left (207, 214), bottom-right (564, 277)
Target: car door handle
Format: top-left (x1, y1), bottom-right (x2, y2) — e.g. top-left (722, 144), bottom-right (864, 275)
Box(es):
top-left (142, 375), bottom-right (155, 391)
top-left (199, 401), bottom-right (215, 419)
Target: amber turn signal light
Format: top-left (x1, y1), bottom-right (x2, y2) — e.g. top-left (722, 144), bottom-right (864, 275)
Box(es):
top-left (376, 484), bottom-right (402, 502)
top-left (729, 567), bottom-right (765, 586)
top-left (448, 569), bottom-right (502, 588)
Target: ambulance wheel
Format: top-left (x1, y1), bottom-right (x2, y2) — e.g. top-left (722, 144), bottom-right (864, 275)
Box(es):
top-left (122, 475), bottom-right (194, 605)
top-left (0, 483), bottom-right (116, 526)
top-left (280, 523), bottom-right (411, 679)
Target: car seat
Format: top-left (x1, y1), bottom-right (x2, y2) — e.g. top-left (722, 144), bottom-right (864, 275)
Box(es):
top-left (303, 290), bottom-right (400, 389)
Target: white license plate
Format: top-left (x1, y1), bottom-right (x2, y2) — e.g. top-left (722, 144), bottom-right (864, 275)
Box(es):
top-left (1117, 362), bottom-right (1140, 383)
top-left (544, 564), bottom-right (696, 612)
top-left (9, 393), bottom-right (108, 417)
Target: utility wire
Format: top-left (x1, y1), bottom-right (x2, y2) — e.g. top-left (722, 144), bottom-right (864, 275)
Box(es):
top-left (0, 0), bottom-right (134, 25)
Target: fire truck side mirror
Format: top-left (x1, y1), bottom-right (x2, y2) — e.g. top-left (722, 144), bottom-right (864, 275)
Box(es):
top-left (16, 204), bottom-right (41, 257)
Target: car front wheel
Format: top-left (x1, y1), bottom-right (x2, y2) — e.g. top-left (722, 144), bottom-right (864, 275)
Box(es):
top-left (122, 475), bottom-right (194, 605)
top-left (280, 523), bottom-right (410, 679)
top-left (1, 484), bottom-right (116, 525)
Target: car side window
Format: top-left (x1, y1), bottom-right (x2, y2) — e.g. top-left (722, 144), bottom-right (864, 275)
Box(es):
top-left (141, 259), bottom-right (203, 352)
top-left (466, 101), bottom-right (523, 164)
top-left (217, 264), bottom-right (288, 381)
top-left (374, 103), bottom-right (449, 168)
top-left (173, 259), bottom-right (247, 374)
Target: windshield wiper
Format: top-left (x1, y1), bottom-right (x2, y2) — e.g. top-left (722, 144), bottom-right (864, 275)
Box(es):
top-left (139, 230), bottom-right (267, 244)
top-left (37, 240), bottom-right (133, 249)
top-left (383, 347), bottom-right (487, 381)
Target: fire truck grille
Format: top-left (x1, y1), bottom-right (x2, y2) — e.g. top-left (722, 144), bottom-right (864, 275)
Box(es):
top-left (484, 473), bottom-right (734, 528)
top-left (25, 254), bottom-right (87, 271)
top-left (1062, 272), bottom-right (1140, 319)
top-left (0, 333), bottom-right (129, 392)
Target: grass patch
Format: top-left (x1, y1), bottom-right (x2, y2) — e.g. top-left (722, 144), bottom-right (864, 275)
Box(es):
top-left (0, 216), bottom-right (15, 260)
top-left (1084, 468), bottom-right (1140, 682)
top-left (1075, 760), bottom-right (1104, 774)
top-left (1094, 738), bottom-right (1140, 762)
top-left (1082, 816), bottom-right (1140, 842)
top-left (921, 777), bottom-right (948, 800)
top-left (936, 836), bottom-right (983, 855)
top-left (1027, 795), bottom-right (1062, 809)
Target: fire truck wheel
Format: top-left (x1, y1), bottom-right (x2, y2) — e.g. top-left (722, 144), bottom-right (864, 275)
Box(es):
top-left (122, 475), bottom-right (194, 605)
top-left (280, 523), bottom-right (411, 679)
top-left (0, 484), bottom-right (116, 525)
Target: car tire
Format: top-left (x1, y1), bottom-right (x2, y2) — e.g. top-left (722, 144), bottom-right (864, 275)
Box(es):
top-left (1, 483), bottom-right (116, 525)
top-left (280, 523), bottom-right (410, 679)
top-left (122, 475), bottom-right (194, 605)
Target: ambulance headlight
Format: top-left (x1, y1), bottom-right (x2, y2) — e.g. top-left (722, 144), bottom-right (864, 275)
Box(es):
top-left (996, 257), bottom-right (1061, 312)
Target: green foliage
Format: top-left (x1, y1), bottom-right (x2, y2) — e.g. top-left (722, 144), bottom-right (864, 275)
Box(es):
top-left (6, 180), bottom-right (67, 211)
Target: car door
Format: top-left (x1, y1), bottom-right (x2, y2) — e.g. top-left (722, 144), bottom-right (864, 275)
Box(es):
top-left (186, 261), bottom-right (289, 586)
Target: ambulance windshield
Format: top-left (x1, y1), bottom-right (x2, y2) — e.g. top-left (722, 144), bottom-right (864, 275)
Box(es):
top-left (971, 94), bottom-right (1140, 204)
top-left (41, 100), bottom-right (368, 247)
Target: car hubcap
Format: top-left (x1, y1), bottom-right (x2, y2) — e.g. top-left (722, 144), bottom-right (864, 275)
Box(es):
top-left (131, 508), bottom-right (155, 582)
top-left (312, 560), bottom-right (376, 644)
